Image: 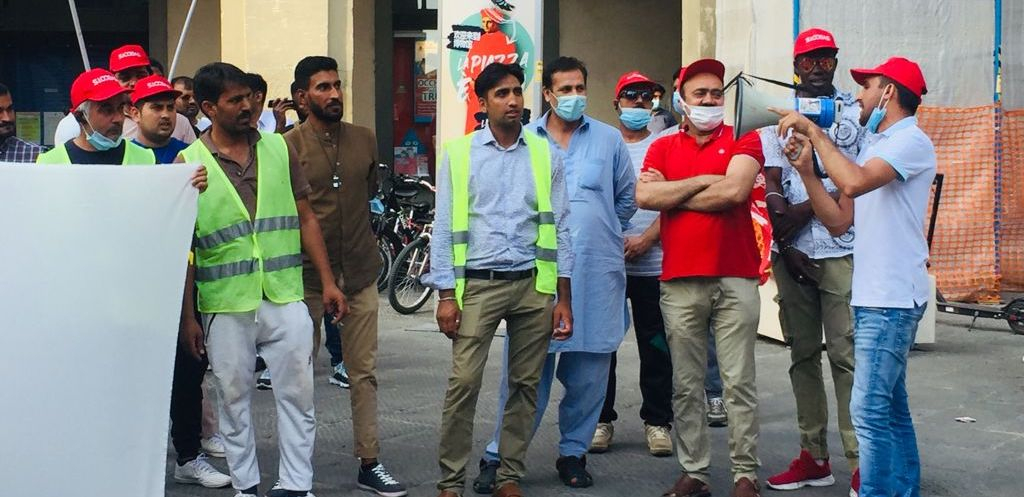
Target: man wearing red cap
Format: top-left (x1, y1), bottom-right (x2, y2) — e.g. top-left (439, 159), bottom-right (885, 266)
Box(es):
top-left (636, 58), bottom-right (765, 497)
top-left (760, 27), bottom-right (862, 494)
top-left (37, 69), bottom-right (156, 165)
top-left (129, 75), bottom-right (191, 164)
top-left (53, 44), bottom-right (197, 146)
top-left (588, 70), bottom-right (675, 458)
top-left (776, 56), bottom-right (935, 497)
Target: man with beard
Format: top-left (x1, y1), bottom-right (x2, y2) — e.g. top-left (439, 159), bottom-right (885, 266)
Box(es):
top-left (129, 75), bottom-right (190, 164)
top-left (37, 69), bottom-right (156, 165)
top-left (0, 83), bottom-right (43, 162)
top-left (172, 76), bottom-right (202, 134)
top-left (176, 61), bottom-right (346, 497)
top-left (283, 55), bottom-right (407, 497)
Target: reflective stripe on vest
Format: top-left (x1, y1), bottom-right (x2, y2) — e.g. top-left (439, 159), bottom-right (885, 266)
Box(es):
top-left (36, 140), bottom-right (157, 165)
top-left (444, 130), bottom-right (558, 308)
top-left (182, 131), bottom-right (304, 313)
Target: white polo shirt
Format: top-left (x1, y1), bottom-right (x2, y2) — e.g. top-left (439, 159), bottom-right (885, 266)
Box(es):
top-left (851, 116), bottom-right (936, 308)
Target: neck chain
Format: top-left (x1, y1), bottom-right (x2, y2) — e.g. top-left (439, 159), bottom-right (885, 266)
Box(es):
top-left (313, 121), bottom-right (342, 188)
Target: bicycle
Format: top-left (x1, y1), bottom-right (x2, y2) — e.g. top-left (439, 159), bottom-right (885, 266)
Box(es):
top-left (387, 222), bottom-right (433, 314)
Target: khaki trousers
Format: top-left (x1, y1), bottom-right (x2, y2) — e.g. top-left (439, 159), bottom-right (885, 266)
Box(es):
top-left (661, 277), bottom-right (760, 483)
top-left (437, 277), bottom-right (553, 492)
top-left (773, 254), bottom-right (858, 468)
top-left (306, 280), bottom-right (381, 459)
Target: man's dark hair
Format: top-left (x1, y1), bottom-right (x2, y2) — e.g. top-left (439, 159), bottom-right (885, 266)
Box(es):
top-left (150, 58), bottom-right (165, 75)
top-left (474, 63), bottom-right (524, 98)
top-left (290, 80), bottom-right (302, 96)
top-left (0, 82), bottom-right (9, 97)
top-left (880, 76), bottom-right (921, 115)
top-left (671, 67), bottom-right (682, 84)
top-left (245, 72), bottom-right (268, 96)
top-left (294, 56), bottom-right (338, 91)
top-left (542, 56), bottom-right (587, 89)
top-left (193, 62), bottom-right (249, 111)
top-left (171, 76), bottom-right (194, 90)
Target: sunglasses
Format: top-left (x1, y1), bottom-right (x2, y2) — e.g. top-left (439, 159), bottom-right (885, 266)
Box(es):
top-left (618, 88), bottom-right (654, 102)
top-left (796, 56), bottom-right (837, 73)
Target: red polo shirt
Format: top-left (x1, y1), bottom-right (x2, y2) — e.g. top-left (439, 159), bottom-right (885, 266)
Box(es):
top-left (643, 125), bottom-right (764, 281)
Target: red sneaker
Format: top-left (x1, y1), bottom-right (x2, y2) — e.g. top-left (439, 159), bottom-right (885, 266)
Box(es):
top-left (766, 450), bottom-right (835, 490)
top-left (849, 468), bottom-right (860, 497)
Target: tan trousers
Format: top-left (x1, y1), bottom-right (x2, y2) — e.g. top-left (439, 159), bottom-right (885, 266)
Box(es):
top-left (437, 277), bottom-right (554, 492)
top-left (661, 277), bottom-right (761, 483)
top-left (773, 254), bottom-right (858, 468)
top-left (306, 280), bottom-right (381, 459)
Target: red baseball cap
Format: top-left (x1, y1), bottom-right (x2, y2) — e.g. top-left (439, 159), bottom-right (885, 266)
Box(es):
top-left (794, 28), bottom-right (838, 57)
top-left (131, 75), bottom-right (182, 104)
top-left (614, 71), bottom-right (657, 98)
top-left (109, 44), bottom-right (151, 73)
top-left (70, 69), bottom-right (130, 111)
top-left (851, 57), bottom-right (928, 97)
top-left (679, 59), bottom-right (726, 87)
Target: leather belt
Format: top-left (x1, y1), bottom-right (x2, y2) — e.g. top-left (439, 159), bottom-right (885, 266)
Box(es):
top-left (464, 268), bottom-right (537, 281)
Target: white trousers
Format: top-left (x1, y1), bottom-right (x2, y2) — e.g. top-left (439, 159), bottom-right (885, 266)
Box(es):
top-left (203, 300), bottom-right (316, 491)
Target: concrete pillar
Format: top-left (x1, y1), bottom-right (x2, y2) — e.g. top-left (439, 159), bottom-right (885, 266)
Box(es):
top-left (164, 0), bottom-right (222, 79)
top-left (681, 0), bottom-right (716, 63)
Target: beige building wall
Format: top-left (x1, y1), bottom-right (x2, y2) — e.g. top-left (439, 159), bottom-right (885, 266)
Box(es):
top-left (164, 0), bottom-right (222, 79)
top-left (558, 0), bottom-right (682, 125)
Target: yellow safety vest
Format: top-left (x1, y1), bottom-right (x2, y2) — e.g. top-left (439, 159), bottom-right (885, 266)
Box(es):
top-left (180, 132), bottom-right (304, 313)
top-left (36, 140), bottom-right (156, 165)
top-left (444, 130), bottom-right (558, 308)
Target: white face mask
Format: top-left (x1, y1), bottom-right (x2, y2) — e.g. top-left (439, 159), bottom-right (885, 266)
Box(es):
top-left (683, 103), bottom-right (725, 132)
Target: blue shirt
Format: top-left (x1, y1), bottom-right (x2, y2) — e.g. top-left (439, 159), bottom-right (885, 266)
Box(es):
top-left (133, 137), bottom-right (188, 165)
top-left (426, 125), bottom-right (573, 291)
top-left (852, 116), bottom-right (936, 308)
top-left (530, 112), bottom-right (636, 353)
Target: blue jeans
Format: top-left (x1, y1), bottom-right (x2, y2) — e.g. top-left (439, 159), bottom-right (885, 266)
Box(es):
top-left (705, 326), bottom-right (723, 399)
top-left (850, 304), bottom-right (926, 497)
top-left (323, 316), bottom-right (343, 367)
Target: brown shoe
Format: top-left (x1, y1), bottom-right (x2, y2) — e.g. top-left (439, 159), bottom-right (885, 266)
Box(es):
top-left (493, 482), bottom-right (524, 497)
top-left (437, 491), bottom-right (459, 497)
top-left (663, 474), bottom-right (711, 497)
top-left (732, 477), bottom-right (761, 497)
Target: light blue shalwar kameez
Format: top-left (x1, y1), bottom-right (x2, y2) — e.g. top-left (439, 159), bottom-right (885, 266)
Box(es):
top-left (484, 112), bottom-right (637, 460)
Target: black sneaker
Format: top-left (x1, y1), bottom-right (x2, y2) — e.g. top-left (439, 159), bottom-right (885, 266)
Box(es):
top-left (707, 397), bottom-right (728, 427)
top-left (256, 369), bottom-right (272, 390)
top-left (357, 462), bottom-right (407, 497)
top-left (555, 455), bottom-right (593, 488)
top-left (329, 362), bottom-right (351, 389)
top-left (472, 458), bottom-right (500, 494)
top-left (266, 482), bottom-right (312, 496)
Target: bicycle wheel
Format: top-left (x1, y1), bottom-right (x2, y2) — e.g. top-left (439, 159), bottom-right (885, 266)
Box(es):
top-left (375, 236), bottom-right (394, 292)
top-left (387, 236), bottom-right (433, 314)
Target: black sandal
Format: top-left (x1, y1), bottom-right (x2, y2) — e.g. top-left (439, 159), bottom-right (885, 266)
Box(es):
top-left (556, 455), bottom-right (594, 488)
top-left (472, 458), bottom-right (499, 494)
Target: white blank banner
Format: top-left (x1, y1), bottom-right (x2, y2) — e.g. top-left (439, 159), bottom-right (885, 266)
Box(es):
top-left (0, 163), bottom-right (199, 497)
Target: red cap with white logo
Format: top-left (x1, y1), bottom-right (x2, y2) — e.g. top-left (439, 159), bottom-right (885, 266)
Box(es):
top-left (70, 69), bottom-right (130, 111)
top-left (794, 28), bottom-right (838, 57)
top-left (109, 44), bottom-right (151, 73)
top-left (851, 57), bottom-right (928, 97)
top-left (130, 75), bottom-right (182, 104)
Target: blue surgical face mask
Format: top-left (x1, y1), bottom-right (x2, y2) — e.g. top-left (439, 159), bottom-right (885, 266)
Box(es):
top-left (619, 106), bottom-right (652, 130)
top-left (553, 94), bottom-right (587, 122)
top-left (651, 97), bottom-right (661, 110)
top-left (85, 119), bottom-right (124, 151)
top-left (865, 85), bottom-right (893, 133)
top-left (672, 90), bottom-right (685, 115)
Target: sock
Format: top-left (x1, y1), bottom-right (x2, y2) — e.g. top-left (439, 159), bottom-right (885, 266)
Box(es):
top-left (361, 461), bottom-right (379, 471)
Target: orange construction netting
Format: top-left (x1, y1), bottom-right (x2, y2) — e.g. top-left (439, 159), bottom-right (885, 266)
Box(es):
top-left (1000, 109), bottom-right (1024, 292)
top-left (917, 105), bottom-right (1000, 303)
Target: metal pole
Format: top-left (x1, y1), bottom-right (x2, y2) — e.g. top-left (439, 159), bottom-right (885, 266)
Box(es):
top-left (67, 0), bottom-right (90, 70)
top-left (792, 0), bottom-right (800, 41)
top-left (168, 0), bottom-right (199, 78)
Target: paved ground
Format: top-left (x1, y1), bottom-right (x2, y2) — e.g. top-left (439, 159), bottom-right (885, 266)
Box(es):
top-left (167, 297), bottom-right (1024, 497)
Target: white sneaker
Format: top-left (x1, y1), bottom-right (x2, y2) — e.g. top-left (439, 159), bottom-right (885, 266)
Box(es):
top-left (257, 369), bottom-right (272, 390)
top-left (589, 422), bottom-right (614, 453)
top-left (234, 493), bottom-right (257, 497)
top-left (174, 453), bottom-right (231, 488)
top-left (644, 424), bottom-right (673, 457)
top-left (201, 434), bottom-right (226, 458)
